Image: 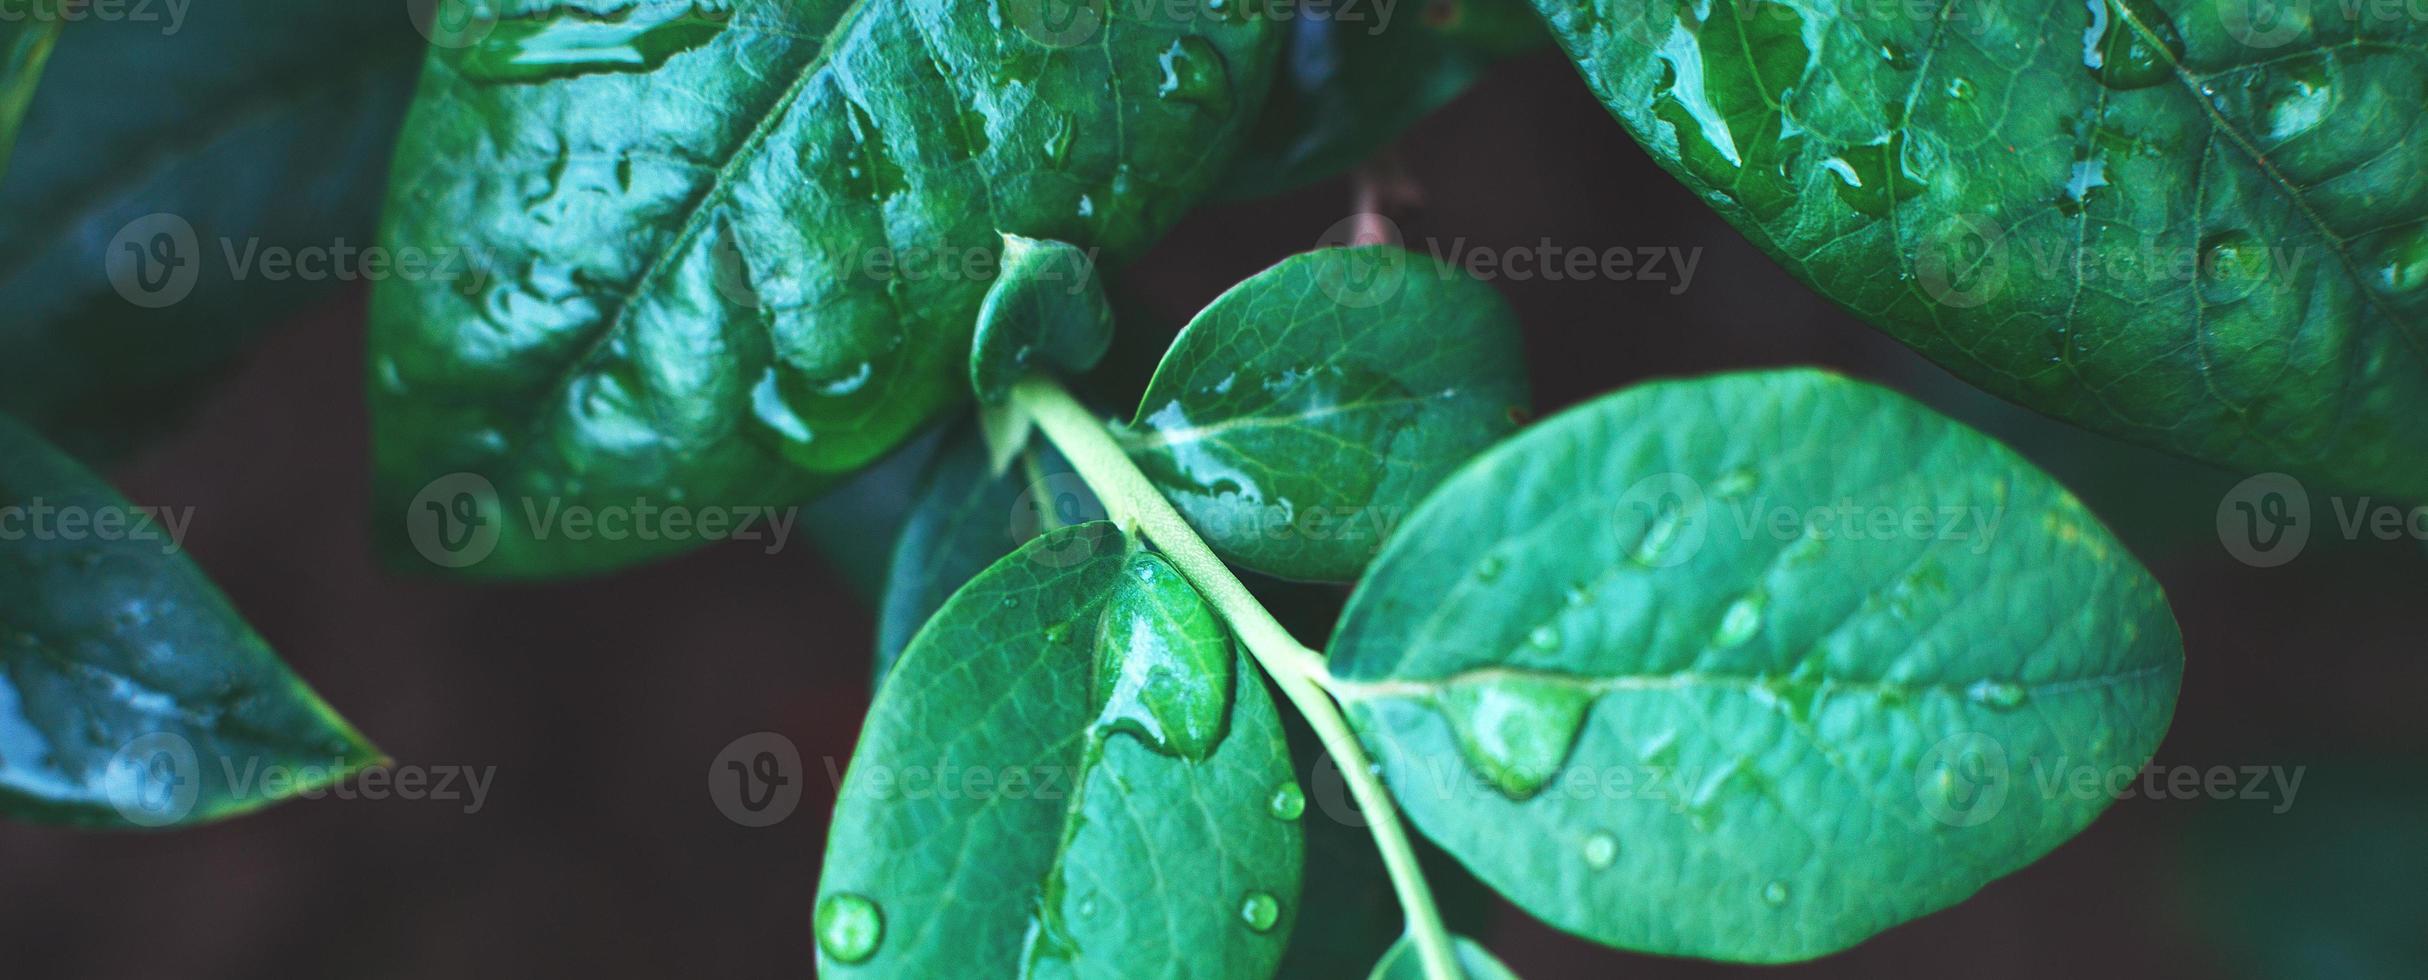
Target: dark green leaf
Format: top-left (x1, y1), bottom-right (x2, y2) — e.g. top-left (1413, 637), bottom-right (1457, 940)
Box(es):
top-left (971, 233), bottom-right (1115, 403)
top-left (1217, 0), bottom-right (1545, 200)
top-left (818, 527), bottom-right (1303, 977)
top-left (371, 0), bottom-right (1278, 577)
top-left (0, 416), bottom-right (381, 828)
top-left (801, 424), bottom-right (945, 602)
top-left (1367, 934), bottom-right (1521, 980)
top-left (0, 19), bottom-right (60, 181)
top-left (0, 3), bottom-right (417, 461)
top-left (1536, 0), bottom-right (2428, 496)
top-left (872, 424), bottom-right (1098, 684)
top-left (1328, 369), bottom-right (2183, 962)
top-left (1122, 245), bottom-right (1529, 582)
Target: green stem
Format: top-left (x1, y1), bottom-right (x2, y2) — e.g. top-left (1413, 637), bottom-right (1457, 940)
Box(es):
top-left (1012, 376), bottom-right (1463, 980)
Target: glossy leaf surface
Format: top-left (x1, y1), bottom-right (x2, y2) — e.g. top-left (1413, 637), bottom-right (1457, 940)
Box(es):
top-left (371, 0), bottom-right (1277, 576)
top-left (1536, 0), bottom-right (2428, 496)
top-left (0, 417), bottom-right (380, 828)
top-left (0, 4), bottom-right (416, 460)
top-left (1123, 246), bottom-right (1529, 581)
top-left (819, 526), bottom-right (1301, 977)
top-left (1218, 0), bottom-right (1545, 199)
top-left (0, 19), bottom-right (58, 180)
top-left (1329, 369), bottom-right (2183, 962)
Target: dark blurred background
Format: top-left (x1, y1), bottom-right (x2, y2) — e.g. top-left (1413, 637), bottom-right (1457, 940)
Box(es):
top-left (2, 47), bottom-right (2423, 980)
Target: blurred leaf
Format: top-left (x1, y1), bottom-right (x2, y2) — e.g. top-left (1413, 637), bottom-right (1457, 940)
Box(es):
top-left (0, 415), bottom-right (380, 829)
top-left (1367, 934), bottom-right (1521, 979)
top-left (0, 18), bottom-right (60, 180)
top-left (2181, 762), bottom-right (2428, 980)
top-left (1329, 369), bottom-right (2183, 962)
top-left (0, 3), bottom-right (417, 460)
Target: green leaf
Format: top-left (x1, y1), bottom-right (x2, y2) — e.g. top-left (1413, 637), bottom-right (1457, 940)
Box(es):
top-left (1366, 934), bottom-right (1521, 980)
top-left (1535, 0), bottom-right (2428, 497)
top-left (818, 527), bottom-right (1303, 976)
top-left (0, 416), bottom-right (381, 829)
top-left (0, 3), bottom-right (417, 461)
top-left (971, 233), bottom-right (1115, 404)
top-left (370, 0), bottom-right (1278, 577)
top-left (1216, 0), bottom-right (1544, 200)
top-left (1327, 368), bottom-right (2183, 962)
top-left (872, 424), bottom-right (1097, 684)
top-left (1122, 245), bottom-right (1530, 582)
top-left (0, 19), bottom-right (60, 182)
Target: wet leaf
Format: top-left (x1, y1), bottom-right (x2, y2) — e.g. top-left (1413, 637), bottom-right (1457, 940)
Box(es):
top-left (1328, 369), bottom-right (2183, 962)
top-left (1537, 0), bottom-right (2428, 497)
top-left (818, 526), bottom-right (1301, 977)
top-left (1123, 245), bottom-right (1529, 581)
top-left (0, 416), bottom-right (380, 829)
top-left (370, 0), bottom-right (1278, 576)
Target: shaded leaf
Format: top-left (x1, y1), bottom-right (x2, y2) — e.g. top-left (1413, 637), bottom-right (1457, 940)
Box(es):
top-left (1367, 934), bottom-right (1521, 980)
top-left (0, 416), bottom-right (380, 828)
top-left (971, 233), bottom-right (1115, 404)
top-left (1536, 0), bottom-right (2428, 497)
top-left (370, 0), bottom-right (1278, 576)
top-left (0, 3), bottom-right (416, 460)
top-left (1123, 245), bottom-right (1529, 581)
top-left (0, 18), bottom-right (60, 180)
top-left (818, 526), bottom-right (1302, 977)
top-left (1328, 369), bottom-right (2182, 962)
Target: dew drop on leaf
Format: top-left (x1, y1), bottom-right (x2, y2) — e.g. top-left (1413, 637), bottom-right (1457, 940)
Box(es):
top-left (1156, 36), bottom-right (1232, 114)
top-left (1762, 880), bottom-right (1791, 906)
top-left (1091, 553), bottom-right (1234, 760)
top-left (815, 893), bottom-right (885, 964)
top-left (1267, 782), bottom-right (1305, 821)
top-left (1437, 677), bottom-right (1597, 800)
top-left (1712, 591), bottom-right (1767, 649)
top-left (455, 3), bottom-right (727, 84)
top-left (2197, 230), bottom-right (2270, 304)
top-left (1526, 625), bottom-right (1561, 651)
top-left (1583, 832), bottom-right (1620, 870)
top-left (1239, 891), bottom-right (1281, 933)
top-left (1966, 679), bottom-right (2029, 711)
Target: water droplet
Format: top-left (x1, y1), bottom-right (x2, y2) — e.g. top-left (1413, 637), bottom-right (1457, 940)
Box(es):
top-left (815, 893), bottom-right (884, 964)
top-left (1156, 36), bottom-right (1232, 114)
top-left (751, 367), bottom-right (814, 446)
top-left (1092, 552), bottom-right (1235, 760)
top-left (1967, 679), bottom-right (2029, 711)
top-left (1762, 880), bottom-right (1791, 906)
top-left (1945, 77), bottom-right (1975, 101)
top-left (1267, 782), bottom-right (1305, 821)
top-left (1475, 556), bottom-right (1505, 582)
top-left (1878, 40), bottom-right (1917, 70)
top-left (1000, 595), bottom-right (1020, 609)
top-left (1043, 623), bottom-right (1071, 644)
top-left (1713, 592), bottom-right (1767, 649)
top-left (2365, 224), bottom-right (2428, 297)
top-left (1713, 468), bottom-right (1758, 499)
top-left (2253, 54), bottom-right (2335, 142)
top-left (1438, 677), bottom-right (1596, 800)
top-left (457, 3), bottom-right (727, 83)
top-left (2197, 230), bottom-right (2270, 304)
top-left (1583, 832), bottom-right (1620, 869)
top-left (1527, 625), bottom-right (1561, 651)
top-left (2057, 154), bottom-right (2109, 217)
top-left (2081, 0), bottom-right (2181, 90)
top-left (1239, 892), bottom-right (1280, 933)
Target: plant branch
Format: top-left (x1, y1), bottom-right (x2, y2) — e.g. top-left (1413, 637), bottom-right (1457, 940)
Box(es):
top-left (1011, 375), bottom-right (1463, 980)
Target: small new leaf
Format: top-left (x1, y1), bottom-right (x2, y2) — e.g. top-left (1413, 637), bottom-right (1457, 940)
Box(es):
top-left (1123, 245), bottom-right (1530, 581)
top-left (1327, 369), bottom-right (2183, 962)
top-left (971, 233), bottom-right (1114, 404)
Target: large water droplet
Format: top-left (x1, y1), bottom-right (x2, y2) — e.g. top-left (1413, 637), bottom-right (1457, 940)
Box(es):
top-left (2058, 153), bottom-right (2109, 217)
top-left (1092, 552), bottom-right (1235, 760)
top-left (1157, 36), bottom-right (1232, 114)
top-left (2082, 0), bottom-right (2181, 90)
top-left (457, 3), bottom-right (727, 83)
top-left (1438, 677), bottom-right (1596, 800)
top-left (2365, 224), bottom-right (2428, 297)
top-left (2253, 54), bottom-right (2336, 142)
top-left (1967, 679), bottom-right (2029, 711)
top-left (1239, 892), bottom-right (1281, 933)
top-left (815, 893), bottom-right (885, 964)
